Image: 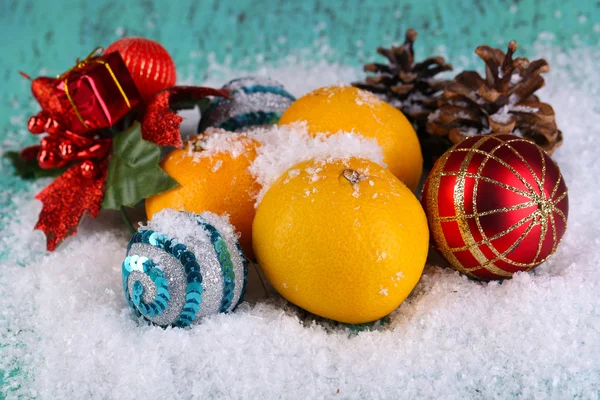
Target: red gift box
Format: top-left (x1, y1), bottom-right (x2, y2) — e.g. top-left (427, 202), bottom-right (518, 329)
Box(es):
top-left (55, 51), bottom-right (142, 134)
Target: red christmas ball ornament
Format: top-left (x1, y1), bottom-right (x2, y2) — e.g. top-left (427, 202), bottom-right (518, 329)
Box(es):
top-left (105, 37), bottom-right (177, 101)
top-left (421, 134), bottom-right (568, 281)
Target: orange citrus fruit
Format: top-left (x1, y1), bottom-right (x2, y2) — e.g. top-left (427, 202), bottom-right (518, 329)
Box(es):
top-left (146, 133), bottom-right (261, 258)
top-left (253, 157), bottom-right (429, 324)
top-left (278, 86), bottom-right (423, 191)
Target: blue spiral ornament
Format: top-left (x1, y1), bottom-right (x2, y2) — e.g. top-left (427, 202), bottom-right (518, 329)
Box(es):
top-left (198, 76), bottom-right (295, 132)
top-left (122, 210), bottom-right (248, 327)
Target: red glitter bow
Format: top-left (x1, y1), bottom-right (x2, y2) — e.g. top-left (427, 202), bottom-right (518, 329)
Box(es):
top-left (21, 114), bottom-right (111, 250)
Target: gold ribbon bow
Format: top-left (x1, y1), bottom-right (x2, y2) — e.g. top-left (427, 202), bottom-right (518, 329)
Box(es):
top-left (58, 46), bottom-right (132, 128)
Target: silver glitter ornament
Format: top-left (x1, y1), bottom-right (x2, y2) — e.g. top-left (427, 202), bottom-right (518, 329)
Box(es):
top-left (198, 76), bottom-right (295, 132)
top-left (122, 210), bottom-right (248, 327)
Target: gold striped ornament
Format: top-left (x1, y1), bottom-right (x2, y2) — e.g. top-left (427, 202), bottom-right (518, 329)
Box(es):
top-left (421, 134), bottom-right (568, 280)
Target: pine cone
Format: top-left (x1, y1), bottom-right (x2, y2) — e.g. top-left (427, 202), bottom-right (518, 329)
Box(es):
top-left (427, 41), bottom-right (563, 156)
top-left (353, 29), bottom-right (453, 166)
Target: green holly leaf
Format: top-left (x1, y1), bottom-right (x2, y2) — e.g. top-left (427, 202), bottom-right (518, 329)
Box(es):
top-left (102, 122), bottom-right (179, 210)
top-left (3, 151), bottom-right (66, 180)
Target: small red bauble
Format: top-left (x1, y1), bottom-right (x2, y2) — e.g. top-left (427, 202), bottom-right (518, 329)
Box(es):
top-left (28, 114), bottom-right (47, 134)
top-left (79, 160), bottom-right (98, 179)
top-left (105, 37), bottom-right (176, 101)
top-left (421, 134), bottom-right (568, 280)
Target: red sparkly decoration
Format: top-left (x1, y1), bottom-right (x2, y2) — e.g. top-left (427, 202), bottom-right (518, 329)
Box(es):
top-left (31, 77), bottom-right (64, 117)
top-left (141, 86), bottom-right (229, 147)
top-left (421, 134), bottom-right (569, 280)
top-left (25, 112), bottom-right (112, 171)
top-left (105, 37), bottom-right (177, 101)
top-left (14, 44), bottom-right (229, 251)
top-left (27, 50), bottom-right (142, 135)
top-left (29, 123), bottom-right (112, 251)
top-left (34, 159), bottom-right (109, 251)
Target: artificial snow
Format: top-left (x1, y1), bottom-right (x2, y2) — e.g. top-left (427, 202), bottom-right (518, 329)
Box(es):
top-left (142, 208), bottom-right (241, 251)
top-left (511, 105), bottom-right (540, 113)
top-left (510, 73), bottom-right (523, 85)
top-left (354, 89), bottom-right (383, 107)
top-left (188, 123), bottom-right (385, 205)
top-left (489, 105), bottom-right (514, 123)
top-left (489, 104), bottom-right (541, 124)
top-left (460, 127), bottom-right (486, 137)
top-left (1, 44), bottom-right (600, 399)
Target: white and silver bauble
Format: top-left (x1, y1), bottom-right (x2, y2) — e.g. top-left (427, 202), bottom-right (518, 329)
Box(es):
top-left (198, 76), bottom-right (295, 132)
top-left (122, 210), bottom-right (248, 327)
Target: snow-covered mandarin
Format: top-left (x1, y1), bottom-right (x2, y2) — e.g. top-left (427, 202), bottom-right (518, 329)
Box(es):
top-left (253, 157), bottom-right (429, 324)
top-left (279, 86), bottom-right (423, 191)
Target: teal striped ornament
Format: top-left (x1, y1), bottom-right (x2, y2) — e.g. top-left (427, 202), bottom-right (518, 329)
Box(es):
top-left (122, 211), bottom-right (248, 327)
top-left (198, 77), bottom-right (295, 132)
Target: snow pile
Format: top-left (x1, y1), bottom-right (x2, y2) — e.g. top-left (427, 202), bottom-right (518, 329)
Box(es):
top-left (248, 124), bottom-right (384, 203)
top-left (143, 208), bottom-right (241, 246)
top-left (187, 123), bottom-right (385, 204)
top-left (1, 44), bottom-right (600, 398)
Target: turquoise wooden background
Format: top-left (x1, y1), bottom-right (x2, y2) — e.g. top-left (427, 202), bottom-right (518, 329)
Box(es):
top-left (1, 0), bottom-right (598, 145)
top-left (0, 0), bottom-right (598, 393)
top-left (1, 0), bottom-right (598, 114)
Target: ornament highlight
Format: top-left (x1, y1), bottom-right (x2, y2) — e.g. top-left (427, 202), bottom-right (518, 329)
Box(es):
top-left (253, 157), bottom-right (429, 324)
top-left (122, 210), bottom-right (248, 327)
top-left (105, 37), bottom-right (177, 101)
top-left (421, 134), bottom-right (568, 280)
top-left (198, 77), bottom-right (295, 132)
top-left (279, 86), bottom-right (423, 191)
